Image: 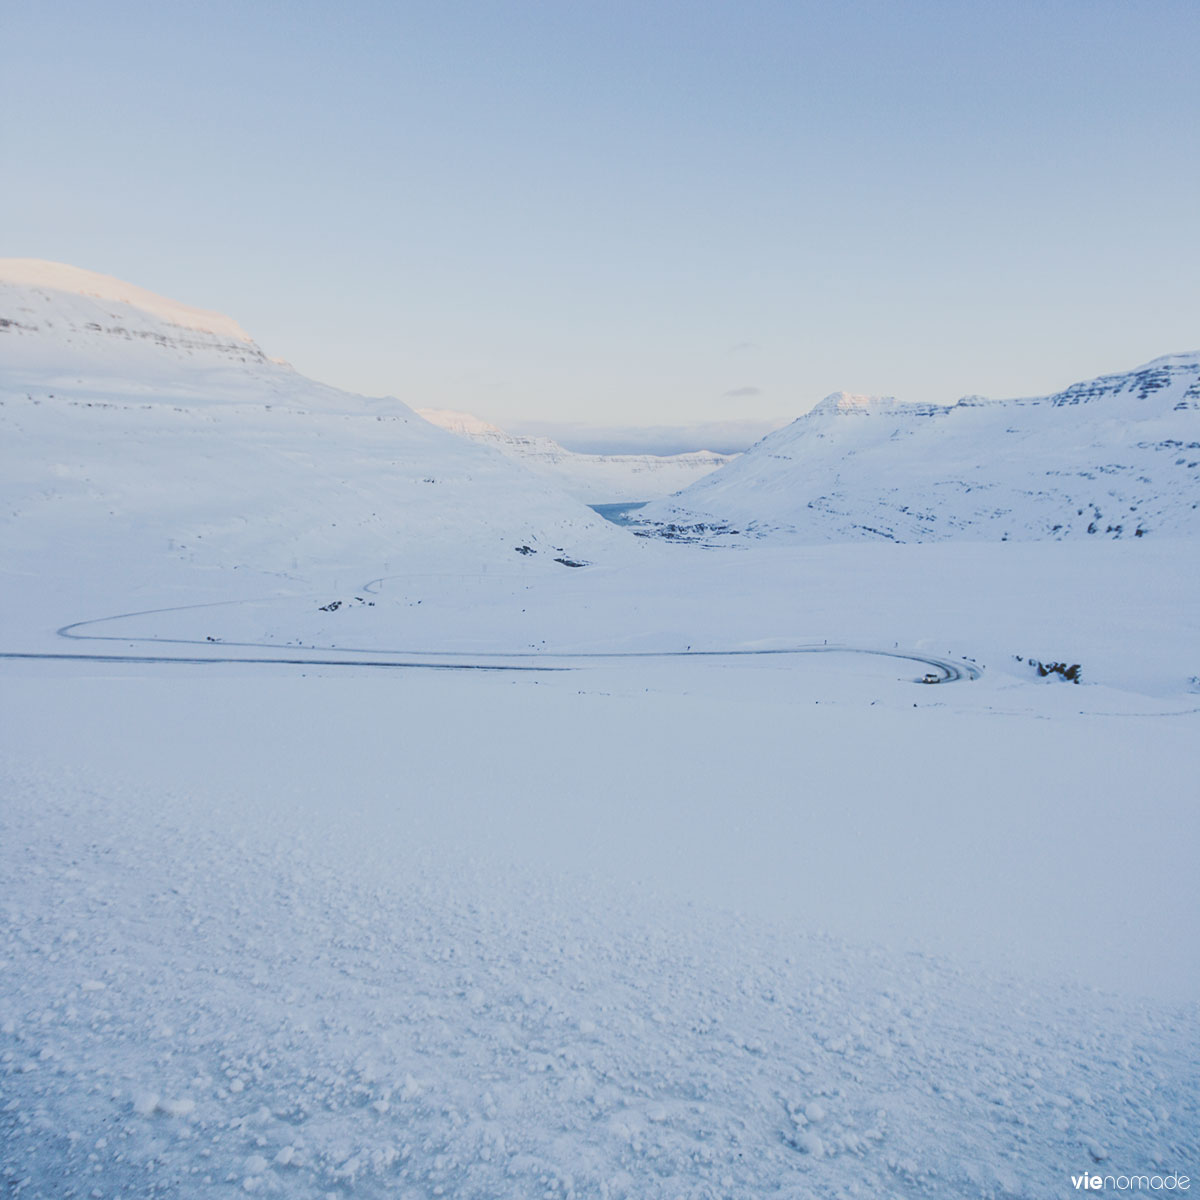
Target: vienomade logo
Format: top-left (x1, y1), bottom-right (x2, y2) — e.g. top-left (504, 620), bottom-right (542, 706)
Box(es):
top-left (1071, 1174), bottom-right (1190, 1192)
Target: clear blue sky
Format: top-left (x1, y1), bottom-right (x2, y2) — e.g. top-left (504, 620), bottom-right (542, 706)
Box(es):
top-left (4, 0), bottom-right (1198, 436)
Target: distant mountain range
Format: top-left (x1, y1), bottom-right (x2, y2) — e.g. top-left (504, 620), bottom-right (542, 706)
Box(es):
top-left (418, 408), bottom-right (730, 504)
top-left (638, 355), bottom-right (1200, 542)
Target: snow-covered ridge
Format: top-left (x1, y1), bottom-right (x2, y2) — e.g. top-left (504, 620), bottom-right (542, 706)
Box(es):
top-left (0, 256), bottom-right (278, 384)
top-left (639, 352), bottom-right (1200, 542)
top-left (419, 408), bottom-right (732, 503)
top-left (807, 391), bottom-right (900, 416)
top-left (805, 391), bottom-right (949, 422)
top-left (419, 408), bottom-right (508, 437)
top-left (0, 259), bottom-right (254, 342)
top-left (804, 356), bottom-right (1200, 421)
top-left (1028, 351), bottom-right (1200, 411)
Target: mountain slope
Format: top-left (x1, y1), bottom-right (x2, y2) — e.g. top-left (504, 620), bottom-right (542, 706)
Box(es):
top-left (418, 408), bottom-right (731, 503)
top-left (0, 261), bottom-right (630, 623)
top-left (638, 355), bottom-right (1200, 542)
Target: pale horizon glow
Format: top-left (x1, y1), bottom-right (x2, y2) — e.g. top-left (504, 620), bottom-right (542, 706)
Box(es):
top-left (4, 0), bottom-right (1198, 434)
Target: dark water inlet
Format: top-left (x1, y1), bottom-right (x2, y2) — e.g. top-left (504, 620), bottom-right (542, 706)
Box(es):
top-left (589, 501), bottom-right (649, 525)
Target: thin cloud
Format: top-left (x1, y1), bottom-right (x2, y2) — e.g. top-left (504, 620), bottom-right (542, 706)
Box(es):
top-left (722, 385), bottom-right (763, 399)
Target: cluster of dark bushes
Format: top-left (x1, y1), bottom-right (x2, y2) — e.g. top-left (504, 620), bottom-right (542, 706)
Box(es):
top-left (1015, 655), bottom-right (1082, 683)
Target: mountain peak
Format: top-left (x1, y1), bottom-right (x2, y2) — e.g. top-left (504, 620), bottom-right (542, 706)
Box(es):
top-left (808, 391), bottom-right (901, 417)
top-left (418, 408), bottom-right (507, 437)
top-left (0, 258), bottom-right (254, 343)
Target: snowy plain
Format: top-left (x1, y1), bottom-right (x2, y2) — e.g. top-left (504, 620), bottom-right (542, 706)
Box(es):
top-left (2, 262), bottom-right (1198, 1198)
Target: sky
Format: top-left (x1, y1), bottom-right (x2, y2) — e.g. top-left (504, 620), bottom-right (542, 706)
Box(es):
top-left (4, 0), bottom-right (1199, 448)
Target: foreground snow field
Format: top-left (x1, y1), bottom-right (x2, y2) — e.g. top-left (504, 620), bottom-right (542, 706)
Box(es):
top-left (3, 262), bottom-right (1198, 1197)
top-left (3, 655), bottom-right (1199, 1200)
top-left (3, 539), bottom-right (1199, 1197)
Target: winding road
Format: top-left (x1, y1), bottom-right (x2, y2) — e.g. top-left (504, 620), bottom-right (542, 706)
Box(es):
top-left (7, 588), bottom-right (984, 683)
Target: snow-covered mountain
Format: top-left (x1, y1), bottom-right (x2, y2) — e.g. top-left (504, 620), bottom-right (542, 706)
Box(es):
top-left (0, 258), bottom-right (258, 353)
top-left (418, 408), bottom-right (731, 503)
top-left (639, 354), bottom-right (1200, 542)
top-left (0, 260), bottom-right (628, 610)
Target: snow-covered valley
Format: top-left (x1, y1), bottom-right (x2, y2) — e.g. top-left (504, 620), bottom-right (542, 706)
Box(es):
top-left (2, 262), bottom-right (1197, 1199)
top-left (417, 409), bottom-right (731, 503)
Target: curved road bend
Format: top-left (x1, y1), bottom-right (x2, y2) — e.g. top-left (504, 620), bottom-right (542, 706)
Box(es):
top-left (46, 595), bottom-right (982, 683)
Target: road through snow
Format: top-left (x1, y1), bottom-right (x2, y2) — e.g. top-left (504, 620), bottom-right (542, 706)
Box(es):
top-left (44, 589), bottom-right (982, 683)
